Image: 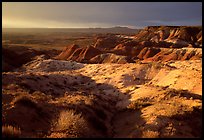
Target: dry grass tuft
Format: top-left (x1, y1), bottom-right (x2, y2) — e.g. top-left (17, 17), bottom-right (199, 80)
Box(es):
top-left (127, 100), bottom-right (152, 110)
top-left (2, 125), bottom-right (21, 138)
top-left (50, 109), bottom-right (91, 138)
top-left (142, 130), bottom-right (159, 138)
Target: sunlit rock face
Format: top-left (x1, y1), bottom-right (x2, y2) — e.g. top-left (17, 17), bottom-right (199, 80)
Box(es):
top-left (54, 44), bottom-right (102, 63)
top-left (134, 26), bottom-right (202, 48)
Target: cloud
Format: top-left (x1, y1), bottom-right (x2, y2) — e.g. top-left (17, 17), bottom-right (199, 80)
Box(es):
top-left (2, 2), bottom-right (202, 28)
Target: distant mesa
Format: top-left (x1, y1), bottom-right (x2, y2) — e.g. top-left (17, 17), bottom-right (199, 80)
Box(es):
top-left (2, 26), bottom-right (140, 34)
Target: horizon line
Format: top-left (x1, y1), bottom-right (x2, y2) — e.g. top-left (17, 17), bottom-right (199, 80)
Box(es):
top-left (2, 26), bottom-right (142, 29)
top-left (2, 25), bottom-right (202, 30)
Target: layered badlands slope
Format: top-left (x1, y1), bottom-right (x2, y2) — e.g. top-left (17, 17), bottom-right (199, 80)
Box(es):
top-left (2, 58), bottom-right (202, 138)
top-left (54, 26), bottom-right (202, 64)
top-left (134, 26), bottom-right (202, 47)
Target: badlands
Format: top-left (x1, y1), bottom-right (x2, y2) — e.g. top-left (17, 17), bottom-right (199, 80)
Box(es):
top-left (2, 26), bottom-right (202, 138)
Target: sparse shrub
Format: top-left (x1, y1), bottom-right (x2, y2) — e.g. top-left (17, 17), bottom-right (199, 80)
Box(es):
top-left (142, 130), bottom-right (159, 138)
top-left (2, 125), bottom-right (21, 138)
top-left (52, 110), bottom-right (91, 137)
top-left (128, 100), bottom-right (152, 110)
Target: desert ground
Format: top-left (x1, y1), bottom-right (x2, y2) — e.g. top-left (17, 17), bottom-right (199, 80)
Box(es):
top-left (2, 26), bottom-right (202, 138)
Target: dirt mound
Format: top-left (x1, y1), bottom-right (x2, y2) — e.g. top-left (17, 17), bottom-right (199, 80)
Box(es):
top-left (18, 59), bottom-right (85, 72)
top-left (2, 44), bottom-right (61, 72)
top-left (2, 47), bottom-right (55, 72)
top-left (2, 48), bottom-right (34, 71)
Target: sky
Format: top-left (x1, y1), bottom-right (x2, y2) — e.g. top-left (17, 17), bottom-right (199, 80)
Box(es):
top-left (2, 2), bottom-right (202, 29)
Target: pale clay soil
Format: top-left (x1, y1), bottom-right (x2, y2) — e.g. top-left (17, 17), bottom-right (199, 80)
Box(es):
top-left (2, 59), bottom-right (202, 138)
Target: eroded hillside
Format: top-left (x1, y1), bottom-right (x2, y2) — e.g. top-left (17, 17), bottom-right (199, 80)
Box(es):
top-left (2, 58), bottom-right (202, 138)
top-left (2, 26), bottom-right (202, 138)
